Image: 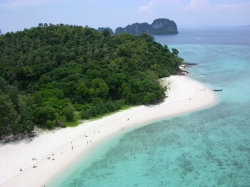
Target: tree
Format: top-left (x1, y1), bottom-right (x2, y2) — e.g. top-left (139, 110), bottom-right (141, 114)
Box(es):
top-left (0, 94), bottom-right (20, 135)
top-left (103, 29), bottom-right (110, 37)
top-left (33, 107), bottom-right (56, 126)
top-left (0, 77), bottom-right (8, 92)
top-left (172, 48), bottom-right (179, 56)
top-left (139, 32), bottom-right (155, 42)
top-left (91, 78), bottom-right (109, 98)
top-left (17, 94), bottom-right (35, 133)
top-left (98, 27), bottom-right (114, 34)
top-left (62, 105), bottom-right (75, 121)
top-left (76, 81), bottom-right (89, 97)
top-left (86, 69), bottom-right (101, 79)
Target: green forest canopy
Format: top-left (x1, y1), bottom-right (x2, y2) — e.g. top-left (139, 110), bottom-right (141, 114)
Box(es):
top-left (0, 23), bottom-right (183, 137)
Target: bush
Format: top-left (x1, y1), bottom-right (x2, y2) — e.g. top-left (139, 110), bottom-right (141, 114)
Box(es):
top-left (81, 100), bottom-right (123, 119)
top-left (63, 105), bottom-right (75, 121)
top-left (46, 120), bottom-right (56, 128)
top-left (33, 107), bottom-right (56, 125)
top-left (81, 110), bottom-right (91, 119)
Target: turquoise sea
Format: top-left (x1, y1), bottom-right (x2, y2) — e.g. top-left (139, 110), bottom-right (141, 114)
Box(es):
top-left (48, 27), bottom-right (250, 187)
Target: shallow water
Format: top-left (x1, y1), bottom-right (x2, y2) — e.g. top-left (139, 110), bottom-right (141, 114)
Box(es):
top-left (48, 27), bottom-right (250, 187)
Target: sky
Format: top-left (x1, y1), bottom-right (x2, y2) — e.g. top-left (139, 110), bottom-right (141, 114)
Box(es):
top-left (1, 0), bottom-right (250, 33)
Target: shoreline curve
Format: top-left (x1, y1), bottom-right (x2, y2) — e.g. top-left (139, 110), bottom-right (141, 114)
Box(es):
top-left (0, 75), bottom-right (217, 187)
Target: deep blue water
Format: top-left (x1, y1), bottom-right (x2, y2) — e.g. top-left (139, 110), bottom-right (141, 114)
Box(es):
top-left (48, 27), bottom-right (250, 187)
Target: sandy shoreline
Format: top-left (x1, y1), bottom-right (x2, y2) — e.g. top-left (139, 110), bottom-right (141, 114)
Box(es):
top-left (0, 76), bottom-right (217, 187)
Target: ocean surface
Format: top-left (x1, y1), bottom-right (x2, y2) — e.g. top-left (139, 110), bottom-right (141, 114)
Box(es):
top-left (48, 27), bottom-right (250, 187)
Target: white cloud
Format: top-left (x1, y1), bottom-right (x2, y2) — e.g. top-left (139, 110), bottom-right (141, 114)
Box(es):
top-left (185, 0), bottom-right (210, 12)
top-left (137, 1), bottom-right (153, 13)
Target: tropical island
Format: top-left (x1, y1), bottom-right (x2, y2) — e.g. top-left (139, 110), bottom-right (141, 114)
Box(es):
top-left (0, 23), bottom-right (183, 138)
top-left (115, 18), bottom-right (178, 34)
top-left (0, 23), bottom-right (216, 187)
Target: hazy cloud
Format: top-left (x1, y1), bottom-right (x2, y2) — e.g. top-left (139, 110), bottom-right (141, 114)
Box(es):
top-left (213, 3), bottom-right (242, 12)
top-left (185, 0), bottom-right (246, 12)
top-left (133, 0), bottom-right (250, 27)
top-left (185, 0), bottom-right (211, 12)
top-left (0, 0), bottom-right (52, 9)
top-left (0, 0), bottom-right (103, 9)
top-left (1, 0), bottom-right (249, 33)
top-left (137, 1), bottom-right (153, 12)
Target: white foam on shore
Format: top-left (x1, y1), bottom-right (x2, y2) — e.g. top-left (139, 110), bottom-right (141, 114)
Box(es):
top-left (0, 76), bottom-right (217, 187)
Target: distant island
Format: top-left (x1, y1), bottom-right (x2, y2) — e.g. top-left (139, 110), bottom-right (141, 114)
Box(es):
top-left (115, 18), bottom-right (178, 34)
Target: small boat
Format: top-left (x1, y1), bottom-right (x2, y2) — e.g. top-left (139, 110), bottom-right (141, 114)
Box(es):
top-left (213, 89), bottom-right (222, 91)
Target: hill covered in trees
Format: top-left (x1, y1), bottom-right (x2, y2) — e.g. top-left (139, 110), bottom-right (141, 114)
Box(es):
top-left (115, 18), bottom-right (178, 34)
top-left (0, 23), bottom-right (183, 137)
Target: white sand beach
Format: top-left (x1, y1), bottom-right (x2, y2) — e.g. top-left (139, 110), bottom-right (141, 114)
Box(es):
top-left (0, 76), bottom-right (217, 187)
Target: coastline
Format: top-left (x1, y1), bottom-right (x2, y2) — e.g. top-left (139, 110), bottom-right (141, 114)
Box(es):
top-left (0, 75), bottom-right (217, 187)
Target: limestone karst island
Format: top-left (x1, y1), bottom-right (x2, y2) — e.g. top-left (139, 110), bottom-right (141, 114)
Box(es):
top-left (115, 18), bottom-right (178, 34)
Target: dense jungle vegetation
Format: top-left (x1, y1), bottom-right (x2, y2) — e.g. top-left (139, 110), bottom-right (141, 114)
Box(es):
top-left (0, 23), bottom-right (183, 137)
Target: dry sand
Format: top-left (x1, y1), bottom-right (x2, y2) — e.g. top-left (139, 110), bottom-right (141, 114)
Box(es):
top-left (0, 76), bottom-right (217, 187)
